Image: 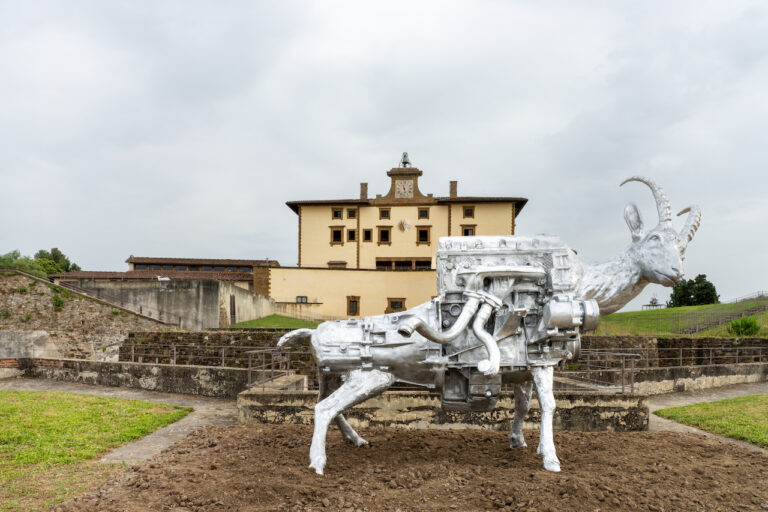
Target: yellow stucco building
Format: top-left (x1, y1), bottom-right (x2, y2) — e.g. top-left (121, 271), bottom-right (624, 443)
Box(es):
top-left (256, 155), bottom-right (527, 319)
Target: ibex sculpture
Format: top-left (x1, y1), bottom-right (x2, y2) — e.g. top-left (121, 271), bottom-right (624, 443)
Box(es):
top-left (279, 176), bottom-right (701, 474)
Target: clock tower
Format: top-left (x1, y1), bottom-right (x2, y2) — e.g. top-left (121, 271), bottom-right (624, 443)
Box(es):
top-left (375, 152), bottom-right (433, 205)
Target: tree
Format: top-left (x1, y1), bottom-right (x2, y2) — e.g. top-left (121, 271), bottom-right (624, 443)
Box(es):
top-left (667, 274), bottom-right (720, 307)
top-left (0, 250), bottom-right (48, 278)
top-left (34, 248), bottom-right (80, 273)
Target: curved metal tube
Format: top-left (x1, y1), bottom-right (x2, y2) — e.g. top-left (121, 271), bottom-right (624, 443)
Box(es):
top-left (472, 302), bottom-right (501, 376)
top-left (397, 296), bottom-right (481, 343)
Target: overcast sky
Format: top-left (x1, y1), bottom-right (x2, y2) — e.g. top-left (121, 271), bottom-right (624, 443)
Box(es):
top-left (2, 1), bottom-right (767, 311)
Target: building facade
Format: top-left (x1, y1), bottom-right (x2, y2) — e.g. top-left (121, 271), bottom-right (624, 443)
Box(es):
top-left (259, 156), bottom-right (527, 319)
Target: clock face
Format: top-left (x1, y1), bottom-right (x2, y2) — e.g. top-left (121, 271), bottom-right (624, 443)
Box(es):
top-left (395, 180), bottom-right (414, 198)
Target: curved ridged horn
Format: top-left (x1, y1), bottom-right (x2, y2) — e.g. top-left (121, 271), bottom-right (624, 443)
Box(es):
top-left (676, 205), bottom-right (701, 251)
top-left (620, 176), bottom-right (672, 225)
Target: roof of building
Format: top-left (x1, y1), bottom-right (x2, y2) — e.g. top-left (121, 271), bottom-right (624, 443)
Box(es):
top-left (285, 196), bottom-right (528, 214)
top-left (125, 256), bottom-right (279, 267)
top-left (49, 271), bottom-right (254, 282)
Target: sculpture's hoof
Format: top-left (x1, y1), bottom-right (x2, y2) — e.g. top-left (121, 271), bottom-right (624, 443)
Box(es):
top-left (343, 436), bottom-right (369, 447)
top-left (309, 457), bottom-right (326, 475)
top-left (477, 359), bottom-right (499, 376)
top-left (543, 458), bottom-right (561, 472)
top-left (509, 436), bottom-right (527, 449)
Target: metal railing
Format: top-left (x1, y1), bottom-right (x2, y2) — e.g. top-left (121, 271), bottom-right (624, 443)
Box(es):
top-left (121, 342), bottom-right (279, 367)
top-left (553, 350), bottom-right (642, 394)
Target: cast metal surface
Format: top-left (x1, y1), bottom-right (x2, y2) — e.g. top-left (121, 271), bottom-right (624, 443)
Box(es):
top-left (278, 176), bottom-right (701, 475)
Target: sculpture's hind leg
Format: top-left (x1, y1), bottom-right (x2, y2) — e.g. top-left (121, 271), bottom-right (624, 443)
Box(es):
top-left (508, 379), bottom-right (533, 449)
top-left (310, 369), bottom-right (395, 475)
top-left (532, 366), bottom-right (560, 472)
top-left (318, 375), bottom-right (368, 446)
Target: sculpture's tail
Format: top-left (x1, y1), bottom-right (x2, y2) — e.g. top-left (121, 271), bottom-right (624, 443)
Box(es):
top-left (277, 328), bottom-right (314, 349)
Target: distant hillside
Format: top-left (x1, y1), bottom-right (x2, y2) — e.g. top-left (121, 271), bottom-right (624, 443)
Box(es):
top-left (595, 296), bottom-right (768, 337)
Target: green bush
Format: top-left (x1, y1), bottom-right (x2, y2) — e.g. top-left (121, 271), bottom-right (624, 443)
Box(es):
top-left (52, 294), bottom-right (65, 308)
top-left (727, 316), bottom-right (761, 336)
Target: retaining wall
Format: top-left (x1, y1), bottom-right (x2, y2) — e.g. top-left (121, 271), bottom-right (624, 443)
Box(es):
top-left (238, 389), bottom-right (648, 432)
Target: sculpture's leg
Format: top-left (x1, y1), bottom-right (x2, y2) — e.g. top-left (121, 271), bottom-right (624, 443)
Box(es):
top-left (309, 369), bottom-right (395, 475)
top-left (508, 379), bottom-right (533, 449)
top-left (532, 366), bottom-right (560, 472)
top-left (318, 374), bottom-right (368, 446)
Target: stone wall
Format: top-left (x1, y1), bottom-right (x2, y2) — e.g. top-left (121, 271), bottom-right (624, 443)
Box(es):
top-left (238, 389), bottom-right (649, 432)
top-left (19, 358), bottom-right (250, 398)
top-left (0, 273), bottom-right (167, 359)
top-left (569, 362), bottom-right (768, 395)
top-left (56, 278), bottom-right (274, 330)
top-left (582, 336), bottom-right (768, 367)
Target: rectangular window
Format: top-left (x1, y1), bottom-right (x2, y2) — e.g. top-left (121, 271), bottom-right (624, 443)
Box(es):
top-left (418, 207), bottom-right (429, 219)
top-left (214, 266), bottom-right (226, 271)
top-left (332, 208), bottom-right (343, 219)
top-left (347, 208), bottom-right (357, 219)
top-left (347, 296), bottom-right (360, 316)
top-left (330, 226), bottom-right (344, 245)
top-left (239, 266), bottom-right (251, 272)
top-left (378, 226), bottom-right (392, 245)
top-left (162, 264), bottom-right (173, 270)
top-left (201, 265), bottom-right (213, 271)
top-left (376, 260), bottom-right (392, 271)
top-left (188, 265), bottom-right (199, 271)
top-left (416, 226), bottom-right (431, 245)
top-left (347, 229), bottom-right (356, 242)
top-left (415, 259), bottom-right (431, 270)
top-left (461, 225), bottom-right (476, 236)
top-left (227, 266), bottom-right (238, 272)
top-left (363, 229), bottom-right (372, 242)
top-left (394, 260), bottom-right (412, 270)
top-left (463, 206), bottom-right (475, 218)
top-left (296, 296), bottom-right (308, 303)
top-left (386, 298), bottom-right (406, 313)
top-left (150, 264), bottom-right (162, 270)
top-left (175, 265), bottom-right (187, 271)
top-left (379, 208), bottom-right (391, 220)
top-left (134, 264), bottom-right (147, 270)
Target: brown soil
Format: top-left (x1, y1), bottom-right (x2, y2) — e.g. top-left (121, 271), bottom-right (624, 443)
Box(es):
top-left (57, 425), bottom-right (768, 512)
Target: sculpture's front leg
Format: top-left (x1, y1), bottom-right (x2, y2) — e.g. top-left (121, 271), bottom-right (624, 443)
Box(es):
top-left (309, 369), bottom-right (395, 475)
top-left (509, 379), bottom-right (532, 449)
top-left (532, 366), bottom-right (560, 472)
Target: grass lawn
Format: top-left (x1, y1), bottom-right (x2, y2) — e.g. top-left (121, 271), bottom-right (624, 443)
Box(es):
top-left (0, 390), bottom-right (191, 511)
top-left (594, 297), bottom-right (768, 337)
top-left (655, 394), bottom-right (768, 447)
top-left (233, 314), bottom-right (319, 329)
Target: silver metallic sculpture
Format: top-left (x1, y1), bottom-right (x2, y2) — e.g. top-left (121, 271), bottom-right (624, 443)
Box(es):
top-left (278, 176), bottom-right (701, 474)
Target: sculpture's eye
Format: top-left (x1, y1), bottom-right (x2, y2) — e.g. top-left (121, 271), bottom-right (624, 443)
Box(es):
top-left (648, 233), bottom-right (661, 242)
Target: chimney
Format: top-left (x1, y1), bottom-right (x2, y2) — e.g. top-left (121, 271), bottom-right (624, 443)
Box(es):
top-left (449, 181), bottom-right (457, 198)
top-left (360, 182), bottom-right (368, 200)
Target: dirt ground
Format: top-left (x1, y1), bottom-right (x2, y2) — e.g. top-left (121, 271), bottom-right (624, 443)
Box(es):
top-left (57, 425), bottom-right (768, 512)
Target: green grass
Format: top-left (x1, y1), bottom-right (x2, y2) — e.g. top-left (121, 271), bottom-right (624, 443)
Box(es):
top-left (594, 297), bottom-right (768, 337)
top-left (0, 390), bottom-right (191, 511)
top-left (232, 314), bottom-right (319, 329)
top-left (655, 394), bottom-right (768, 447)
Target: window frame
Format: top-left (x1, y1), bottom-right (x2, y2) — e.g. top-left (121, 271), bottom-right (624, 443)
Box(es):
top-left (416, 225), bottom-right (431, 246)
top-left (461, 224), bottom-right (477, 236)
top-left (296, 296), bottom-right (308, 303)
top-left (347, 295), bottom-right (360, 316)
top-left (379, 208), bottom-right (391, 220)
top-left (347, 208), bottom-right (357, 219)
top-left (386, 297), bottom-right (406, 314)
top-left (463, 205), bottom-right (475, 218)
top-left (377, 226), bottom-right (392, 245)
top-left (347, 229), bottom-right (357, 242)
top-left (418, 207), bottom-right (430, 219)
top-left (330, 226), bottom-right (345, 246)
top-left (332, 208), bottom-right (343, 220)
top-left (363, 229), bottom-right (373, 242)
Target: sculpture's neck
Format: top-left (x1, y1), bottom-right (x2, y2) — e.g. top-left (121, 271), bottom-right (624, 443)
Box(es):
top-left (575, 251), bottom-right (648, 315)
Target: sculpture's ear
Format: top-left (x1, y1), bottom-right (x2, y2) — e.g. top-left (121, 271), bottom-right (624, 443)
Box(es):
top-left (624, 203), bottom-right (644, 242)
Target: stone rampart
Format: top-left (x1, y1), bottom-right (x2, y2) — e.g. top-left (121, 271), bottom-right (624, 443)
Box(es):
top-left (237, 389), bottom-right (649, 432)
